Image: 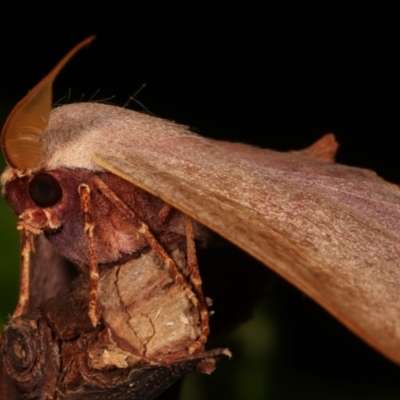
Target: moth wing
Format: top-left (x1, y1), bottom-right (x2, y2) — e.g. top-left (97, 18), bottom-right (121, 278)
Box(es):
top-left (93, 135), bottom-right (400, 365)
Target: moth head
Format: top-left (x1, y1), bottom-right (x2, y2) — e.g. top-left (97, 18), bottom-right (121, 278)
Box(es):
top-left (0, 37), bottom-right (96, 232)
top-left (0, 36), bottom-right (192, 263)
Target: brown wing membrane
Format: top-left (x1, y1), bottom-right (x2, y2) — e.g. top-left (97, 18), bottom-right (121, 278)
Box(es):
top-left (93, 136), bottom-right (400, 365)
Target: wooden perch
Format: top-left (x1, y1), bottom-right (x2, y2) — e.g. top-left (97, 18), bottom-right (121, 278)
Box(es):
top-left (0, 246), bottom-right (230, 399)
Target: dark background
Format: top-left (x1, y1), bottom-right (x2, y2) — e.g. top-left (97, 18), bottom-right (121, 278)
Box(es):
top-left (0, 3), bottom-right (400, 399)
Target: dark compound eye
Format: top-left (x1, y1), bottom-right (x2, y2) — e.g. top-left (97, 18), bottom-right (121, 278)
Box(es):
top-left (29, 173), bottom-right (63, 208)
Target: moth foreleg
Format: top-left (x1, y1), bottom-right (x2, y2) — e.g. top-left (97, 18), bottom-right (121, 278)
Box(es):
top-left (13, 230), bottom-right (34, 317)
top-left (78, 183), bottom-right (100, 327)
top-left (185, 215), bottom-right (210, 354)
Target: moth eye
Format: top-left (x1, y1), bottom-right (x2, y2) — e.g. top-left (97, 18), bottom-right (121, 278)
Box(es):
top-left (29, 173), bottom-right (63, 208)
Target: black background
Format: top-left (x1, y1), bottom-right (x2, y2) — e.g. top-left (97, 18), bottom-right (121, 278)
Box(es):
top-left (1, 3), bottom-right (400, 399)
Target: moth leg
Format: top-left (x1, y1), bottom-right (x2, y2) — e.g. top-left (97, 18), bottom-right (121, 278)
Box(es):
top-left (185, 215), bottom-right (210, 354)
top-left (157, 203), bottom-right (173, 224)
top-left (93, 176), bottom-right (206, 352)
top-left (78, 183), bottom-right (100, 327)
top-left (13, 230), bottom-right (34, 317)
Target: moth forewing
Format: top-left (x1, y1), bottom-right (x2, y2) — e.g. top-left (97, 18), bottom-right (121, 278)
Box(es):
top-left (93, 133), bottom-right (400, 366)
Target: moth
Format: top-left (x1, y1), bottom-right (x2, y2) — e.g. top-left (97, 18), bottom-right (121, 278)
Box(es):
top-left (2, 37), bottom-right (400, 368)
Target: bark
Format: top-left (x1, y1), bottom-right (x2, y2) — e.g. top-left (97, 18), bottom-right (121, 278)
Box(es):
top-left (0, 247), bottom-right (229, 400)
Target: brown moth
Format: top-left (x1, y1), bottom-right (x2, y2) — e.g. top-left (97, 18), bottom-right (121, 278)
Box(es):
top-left (1, 36), bottom-right (211, 356)
top-left (2, 36), bottom-right (400, 373)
